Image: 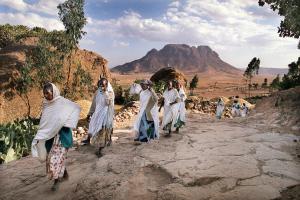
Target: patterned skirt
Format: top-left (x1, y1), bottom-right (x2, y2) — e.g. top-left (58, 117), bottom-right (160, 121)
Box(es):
top-left (91, 127), bottom-right (113, 148)
top-left (46, 136), bottom-right (67, 180)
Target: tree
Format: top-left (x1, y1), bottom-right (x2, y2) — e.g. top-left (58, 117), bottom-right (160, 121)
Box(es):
top-left (70, 63), bottom-right (92, 99)
top-left (10, 59), bottom-right (34, 117)
top-left (262, 78), bottom-right (268, 88)
top-left (244, 57), bottom-right (260, 97)
top-left (58, 0), bottom-right (87, 96)
top-left (270, 74), bottom-right (281, 89)
top-left (258, 0), bottom-right (300, 49)
top-left (31, 32), bottom-right (65, 88)
top-left (280, 57), bottom-right (300, 89)
top-left (253, 83), bottom-right (259, 90)
top-left (189, 75), bottom-right (199, 95)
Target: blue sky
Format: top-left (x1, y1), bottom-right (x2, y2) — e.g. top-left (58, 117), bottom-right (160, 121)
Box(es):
top-left (0, 0), bottom-right (299, 68)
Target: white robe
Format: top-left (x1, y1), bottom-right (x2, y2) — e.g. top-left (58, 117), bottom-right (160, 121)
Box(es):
top-left (133, 89), bottom-right (159, 139)
top-left (31, 83), bottom-right (81, 162)
top-left (216, 100), bottom-right (225, 118)
top-left (240, 105), bottom-right (248, 117)
top-left (88, 89), bottom-right (114, 137)
top-left (177, 87), bottom-right (186, 123)
top-left (162, 88), bottom-right (180, 131)
top-left (231, 103), bottom-right (241, 117)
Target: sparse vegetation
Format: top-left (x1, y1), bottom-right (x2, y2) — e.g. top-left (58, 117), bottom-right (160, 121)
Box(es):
top-left (261, 78), bottom-right (268, 88)
top-left (270, 74), bottom-right (281, 90)
top-left (0, 118), bottom-right (39, 164)
top-left (153, 80), bottom-right (165, 94)
top-left (189, 75), bottom-right (199, 95)
top-left (0, 24), bottom-right (47, 48)
top-left (70, 63), bottom-right (93, 99)
top-left (58, 0), bottom-right (87, 97)
top-left (244, 57), bottom-right (260, 97)
top-left (280, 57), bottom-right (300, 90)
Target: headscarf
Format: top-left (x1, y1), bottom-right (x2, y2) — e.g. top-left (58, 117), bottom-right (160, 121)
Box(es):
top-left (43, 83), bottom-right (61, 104)
top-left (140, 79), bottom-right (153, 87)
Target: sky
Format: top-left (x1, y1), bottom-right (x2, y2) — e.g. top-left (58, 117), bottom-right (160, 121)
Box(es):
top-left (0, 0), bottom-right (299, 69)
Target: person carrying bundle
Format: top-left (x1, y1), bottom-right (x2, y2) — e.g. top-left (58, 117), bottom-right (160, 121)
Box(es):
top-left (133, 80), bottom-right (159, 142)
top-left (31, 82), bottom-right (81, 191)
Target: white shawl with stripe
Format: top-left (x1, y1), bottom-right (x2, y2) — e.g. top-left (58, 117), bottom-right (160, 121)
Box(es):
top-left (31, 83), bottom-right (81, 161)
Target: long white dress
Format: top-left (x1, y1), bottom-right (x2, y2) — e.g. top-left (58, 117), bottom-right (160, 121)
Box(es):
top-left (216, 100), bottom-right (225, 119)
top-left (162, 88), bottom-right (180, 132)
top-left (88, 86), bottom-right (114, 138)
top-left (133, 89), bottom-right (159, 141)
top-left (231, 102), bottom-right (241, 117)
top-left (240, 105), bottom-right (248, 117)
top-left (177, 87), bottom-right (187, 124)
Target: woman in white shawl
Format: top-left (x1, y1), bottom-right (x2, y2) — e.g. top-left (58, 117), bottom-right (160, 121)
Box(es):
top-left (31, 82), bottom-right (81, 191)
top-left (160, 80), bottom-right (180, 136)
top-left (216, 98), bottom-right (225, 119)
top-left (82, 78), bottom-right (114, 157)
top-left (174, 80), bottom-right (186, 132)
top-left (133, 80), bottom-right (159, 142)
top-left (240, 103), bottom-right (249, 117)
top-left (231, 99), bottom-right (241, 117)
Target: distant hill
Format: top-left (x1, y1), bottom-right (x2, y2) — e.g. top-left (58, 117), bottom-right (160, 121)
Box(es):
top-left (258, 68), bottom-right (288, 76)
top-left (112, 44), bottom-right (242, 75)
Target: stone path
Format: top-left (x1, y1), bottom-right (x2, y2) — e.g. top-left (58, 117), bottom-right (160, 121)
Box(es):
top-left (0, 113), bottom-right (299, 200)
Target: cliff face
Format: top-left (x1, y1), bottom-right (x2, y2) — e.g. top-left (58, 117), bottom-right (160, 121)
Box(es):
top-left (0, 37), bottom-right (111, 123)
top-left (112, 44), bottom-right (241, 75)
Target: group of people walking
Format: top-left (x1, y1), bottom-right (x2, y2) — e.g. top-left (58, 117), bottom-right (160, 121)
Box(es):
top-left (131, 79), bottom-right (187, 141)
top-left (30, 77), bottom-right (250, 191)
top-left (216, 96), bottom-right (249, 119)
top-left (30, 78), bottom-right (187, 191)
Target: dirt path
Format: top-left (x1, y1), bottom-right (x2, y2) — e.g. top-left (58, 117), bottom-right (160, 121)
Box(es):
top-left (1, 113), bottom-right (299, 200)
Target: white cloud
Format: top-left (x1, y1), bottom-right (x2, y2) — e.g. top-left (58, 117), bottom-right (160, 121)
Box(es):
top-left (169, 1), bottom-right (180, 8)
top-left (0, 0), bottom-right (64, 16)
top-left (30, 0), bottom-right (65, 16)
top-left (80, 38), bottom-right (96, 46)
top-left (0, 0), bottom-right (27, 11)
top-left (0, 0), bottom-right (65, 30)
top-left (0, 12), bottom-right (64, 30)
top-left (112, 41), bottom-right (130, 47)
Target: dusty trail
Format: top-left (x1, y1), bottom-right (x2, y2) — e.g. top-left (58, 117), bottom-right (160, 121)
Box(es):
top-left (1, 113), bottom-right (299, 200)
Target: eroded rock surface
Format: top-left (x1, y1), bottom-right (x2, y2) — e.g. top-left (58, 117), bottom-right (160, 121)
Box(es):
top-left (0, 113), bottom-right (299, 200)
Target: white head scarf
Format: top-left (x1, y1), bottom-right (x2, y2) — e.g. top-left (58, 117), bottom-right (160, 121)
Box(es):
top-left (32, 83), bottom-right (81, 161)
top-left (43, 83), bottom-right (61, 104)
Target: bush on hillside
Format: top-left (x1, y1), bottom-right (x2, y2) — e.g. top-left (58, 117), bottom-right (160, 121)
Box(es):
top-left (0, 118), bottom-right (39, 164)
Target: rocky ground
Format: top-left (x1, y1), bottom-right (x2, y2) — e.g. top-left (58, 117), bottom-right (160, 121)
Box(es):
top-left (1, 112), bottom-right (299, 200)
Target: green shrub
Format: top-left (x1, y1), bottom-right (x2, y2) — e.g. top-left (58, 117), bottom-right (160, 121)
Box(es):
top-left (153, 80), bottom-right (165, 94)
top-left (0, 118), bottom-right (39, 164)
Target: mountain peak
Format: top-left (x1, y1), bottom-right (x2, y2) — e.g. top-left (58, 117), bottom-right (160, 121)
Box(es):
top-left (112, 44), bottom-right (241, 74)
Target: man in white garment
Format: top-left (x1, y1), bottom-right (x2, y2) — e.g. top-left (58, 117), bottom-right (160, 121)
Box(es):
top-left (160, 80), bottom-right (180, 136)
top-left (174, 80), bottom-right (186, 132)
top-left (133, 80), bottom-right (159, 142)
top-left (82, 78), bottom-right (114, 157)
